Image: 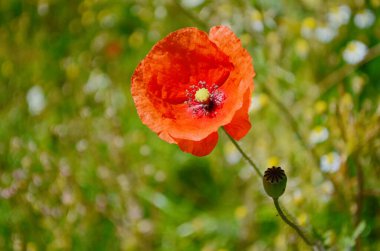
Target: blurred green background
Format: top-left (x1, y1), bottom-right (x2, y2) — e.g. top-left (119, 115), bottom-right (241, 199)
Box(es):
top-left (0, 0), bottom-right (379, 250)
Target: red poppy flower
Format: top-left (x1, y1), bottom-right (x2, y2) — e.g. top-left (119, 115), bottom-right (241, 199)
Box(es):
top-left (131, 26), bottom-right (255, 156)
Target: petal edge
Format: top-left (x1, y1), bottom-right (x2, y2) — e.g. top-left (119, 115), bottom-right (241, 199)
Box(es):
top-left (177, 132), bottom-right (219, 157)
top-left (223, 88), bottom-right (252, 140)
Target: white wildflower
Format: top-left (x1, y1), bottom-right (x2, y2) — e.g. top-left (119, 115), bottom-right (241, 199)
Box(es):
top-left (177, 222), bottom-right (193, 237)
top-left (83, 69), bottom-right (111, 94)
top-left (351, 75), bottom-right (365, 94)
top-left (327, 5), bottom-right (351, 28)
top-left (251, 10), bottom-right (264, 32)
top-left (224, 141), bottom-right (241, 165)
top-left (155, 170), bottom-right (166, 182)
top-left (37, 2), bottom-right (49, 16)
top-left (26, 86), bottom-right (46, 115)
top-left (76, 139), bottom-right (88, 152)
top-left (320, 152), bottom-right (341, 173)
top-left (354, 9), bottom-right (375, 29)
top-left (320, 181), bottom-right (334, 202)
top-left (137, 219), bottom-right (153, 234)
top-left (343, 41), bottom-right (368, 64)
top-left (301, 17), bottom-right (316, 39)
top-left (315, 25), bottom-right (336, 43)
top-left (238, 166), bottom-right (253, 181)
top-left (180, 0), bottom-right (204, 8)
top-left (249, 94), bottom-right (268, 112)
top-left (309, 126), bottom-right (329, 145)
top-left (154, 6), bottom-right (167, 19)
top-left (100, 14), bottom-right (116, 28)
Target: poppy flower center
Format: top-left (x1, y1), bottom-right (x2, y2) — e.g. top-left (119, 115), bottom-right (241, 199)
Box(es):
top-left (185, 81), bottom-right (225, 118)
top-left (195, 88), bottom-right (210, 103)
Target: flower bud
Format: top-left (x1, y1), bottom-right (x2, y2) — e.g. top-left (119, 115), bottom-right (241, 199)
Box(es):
top-left (263, 166), bottom-right (287, 199)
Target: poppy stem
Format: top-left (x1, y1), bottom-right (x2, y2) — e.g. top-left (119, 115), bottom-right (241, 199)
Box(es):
top-left (222, 127), bottom-right (263, 178)
top-left (273, 198), bottom-right (323, 250)
top-left (223, 128), bottom-right (323, 250)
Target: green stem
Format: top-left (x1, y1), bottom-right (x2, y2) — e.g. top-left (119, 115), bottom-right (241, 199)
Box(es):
top-left (222, 127), bottom-right (263, 178)
top-left (273, 198), bottom-right (316, 248)
top-left (354, 156), bottom-right (364, 251)
top-left (223, 128), bottom-right (323, 250)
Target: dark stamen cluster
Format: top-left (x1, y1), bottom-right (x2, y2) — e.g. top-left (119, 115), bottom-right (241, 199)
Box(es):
top-left (264, 166), bottom-right (286, 183)
top-left (185, 81), bottom-right (225, 118)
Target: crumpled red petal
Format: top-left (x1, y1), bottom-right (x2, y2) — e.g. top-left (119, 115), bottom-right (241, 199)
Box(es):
top-left (177, 132), bottom-right (219, 157)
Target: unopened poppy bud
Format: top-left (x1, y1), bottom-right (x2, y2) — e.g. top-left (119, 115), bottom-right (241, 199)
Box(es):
top-left (263, 166), bottom-right (287, 199)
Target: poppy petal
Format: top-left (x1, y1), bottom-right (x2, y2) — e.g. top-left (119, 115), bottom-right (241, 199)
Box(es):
top-left (224, 88), bottom-right (252, 140)
top-left (209, 26), bottom-right (255, 132)
top-left (158, 130), bottom-right (176, 144)
top-left (177, 132), bottom-right (219, 157)
top-left (131, 27), bottom-right (234, 142)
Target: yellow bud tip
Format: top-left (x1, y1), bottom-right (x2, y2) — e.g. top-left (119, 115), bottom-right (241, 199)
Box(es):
top-left (195, 88), bottom-right (210, 103)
